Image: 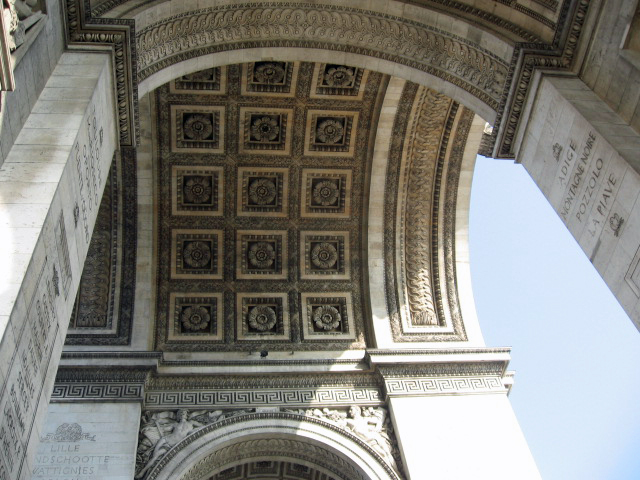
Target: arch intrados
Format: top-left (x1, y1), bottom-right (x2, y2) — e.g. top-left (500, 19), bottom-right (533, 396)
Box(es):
top-left (200, 456), bottom-right (352, 480)
top-left (146, 414), bottom-right (399, 480)
top-left (138, 48), bottom-right (496, 123)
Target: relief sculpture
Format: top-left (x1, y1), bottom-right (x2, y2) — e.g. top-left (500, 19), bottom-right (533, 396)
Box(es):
top-left (135, 409), bottom-right (250, 478)
top-left (135, 406), bottom-right (401, 478)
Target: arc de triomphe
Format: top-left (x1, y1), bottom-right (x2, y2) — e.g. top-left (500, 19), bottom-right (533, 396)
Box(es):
top-left (0, 0), bottom-right (638, 478)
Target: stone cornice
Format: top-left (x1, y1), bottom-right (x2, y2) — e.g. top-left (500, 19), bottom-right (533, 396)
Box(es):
top-left (492, 0), bottom-right (591, 158)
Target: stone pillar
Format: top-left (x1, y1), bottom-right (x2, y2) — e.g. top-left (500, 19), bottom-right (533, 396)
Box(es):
top-left (373, 351), bottom-right (540, 480)
top-left (31, 403), bottom-right (140, 480)
top-left (0, 52), bottom-right (118, 479)
top-left (517, 75), bottom-right (640, 331)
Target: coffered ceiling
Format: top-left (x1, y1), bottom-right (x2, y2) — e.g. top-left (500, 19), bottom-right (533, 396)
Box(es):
top-left (153, 62), bottom-right (385, 352)
top-left (65, 60), bottom-right (478, 353)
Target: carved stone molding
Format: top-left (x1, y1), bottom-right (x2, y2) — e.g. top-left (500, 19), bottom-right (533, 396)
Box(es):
top-left (145, 387), bottom-right (382, 410)
top-left (65, 0), bottom-right (591, 162)
top-left (146, 372), bottom-right (381, 392)
top-left (493, 0), bottom-right (591, 158)
top-left (381, 375), bottom-right (506, 397)
top-left (51, 382), bottom-right (144, 401)
top-left (51, 368), bottom-right (149, 402)
top-left (65, 148), bottom-right (137, 346)
top-left (376, 361), bottom-right (509, 397)
top-left (384, 83), bottom-right (473, 341)
top-left (136, 4), bottom-right (508, 111)
top-left (139, 412), bottom-right (401, 480)
top-left (65, 0), bottom-right (138, 145)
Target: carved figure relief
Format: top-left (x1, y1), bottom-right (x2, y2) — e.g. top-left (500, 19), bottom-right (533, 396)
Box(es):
top-left (288, 406), bottom-right (401, 475)
top-left (135, 407), bottom-right (402, 479)
top-left (4, 0), bottom-right (44, 51)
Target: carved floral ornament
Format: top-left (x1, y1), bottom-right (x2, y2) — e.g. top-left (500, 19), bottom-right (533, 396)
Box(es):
top-left (250, 116), bottom-right (280, 142)
top-left (135, 6), bottom-right (508, 107)
top-left (182, 241), bottom-right (211, 268)
top-left (313, 305), bottom-right (341, 330)
top-left (183, 176), bottom-right (212, 204)
top-left (312, 180), bottom-right (339, 206)
top-left (316, 118), bottom-right (344, 144)
top-left (247, 242), bottom-right (275, 269)
top-left (183, 113), bottom-right (213, 140)
top-left (180, 306), bottom-right (210, 331)
top-left (248, 178), bottom-right (276, 205)
top-left (248, 305), bottom-right (277, 331)
top-left (311, 242), bottom-right (338, 269)
top-left (253, 62), bottom-right (286, 84)
top-left (324, 66), bottom-right (356, 87)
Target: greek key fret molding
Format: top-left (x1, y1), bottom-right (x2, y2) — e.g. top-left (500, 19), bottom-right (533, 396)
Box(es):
top-left (382, 375), bottom-right (506, 397)
top-left (136, 4), bottom-right (509, 110)
top-left (51, 383), bottom-right (144, 402)
top-left (145, 387), bottom-right (383, 409)
top-left (376, 360), bottom-right (509, 397)
top-left (52, 368), bottom-right (149, 402)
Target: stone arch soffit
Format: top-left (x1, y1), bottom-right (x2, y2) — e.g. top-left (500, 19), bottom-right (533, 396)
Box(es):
top-left (134, 3), bottom-right (513, 124)
top-left (147, 414), bottom-right (400, 480)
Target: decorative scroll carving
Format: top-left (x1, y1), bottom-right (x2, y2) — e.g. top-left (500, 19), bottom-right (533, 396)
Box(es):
top-left (384, 83), bottom-right (474, 341)
top-left (402, 88), bottom-right (453, 326)
top-left (136, 4), bottom-right (508, 109)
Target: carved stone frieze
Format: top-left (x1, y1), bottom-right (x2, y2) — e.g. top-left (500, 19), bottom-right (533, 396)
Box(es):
top-left (135, 408), bottom-right (402, 480)
top-left (136, 4), bottom-right (509, 110)
top-left (383, 83), bottom-right (473, 341)
top-left (293, 406), bottom-right (402, 476)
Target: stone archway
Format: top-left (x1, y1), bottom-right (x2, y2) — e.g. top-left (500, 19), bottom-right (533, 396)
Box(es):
top-left (145, 413), bottom-right (400, 480)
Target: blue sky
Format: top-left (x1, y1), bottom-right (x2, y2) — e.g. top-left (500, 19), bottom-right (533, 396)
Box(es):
top-left (469, 156), bottom-right (640, 480)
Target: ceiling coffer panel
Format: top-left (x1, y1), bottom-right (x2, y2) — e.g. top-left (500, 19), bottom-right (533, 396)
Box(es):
top-left (153, 62), bottom-right (386, 352)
